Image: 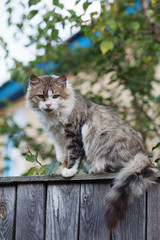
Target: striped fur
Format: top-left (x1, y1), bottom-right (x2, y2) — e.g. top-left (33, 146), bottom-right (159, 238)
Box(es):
top-left (26, 74), bottom-right (160, 231)
top-left (104, 153), bottom-right (160, 231)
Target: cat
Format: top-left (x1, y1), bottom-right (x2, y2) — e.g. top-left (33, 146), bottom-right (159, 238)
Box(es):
top-left (26, 73), bottom-right (160, 232)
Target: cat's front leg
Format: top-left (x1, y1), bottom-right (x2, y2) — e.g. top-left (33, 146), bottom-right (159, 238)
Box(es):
top-left (54, 141), bottom-right (67, 164)
top-left (61, 135), bottom-right (84, 178)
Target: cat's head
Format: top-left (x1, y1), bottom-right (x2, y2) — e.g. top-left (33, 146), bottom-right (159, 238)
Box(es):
top-left (26, 74), bottom-right (74, 114)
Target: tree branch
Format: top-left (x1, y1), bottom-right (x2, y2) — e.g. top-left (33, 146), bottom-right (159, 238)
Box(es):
top-left (140, 0), bottom-right (160, 43)
top-left (27, 147), bottom-right (43, 167)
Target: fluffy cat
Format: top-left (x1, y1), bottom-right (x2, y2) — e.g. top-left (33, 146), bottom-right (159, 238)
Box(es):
top-left (26, 73), bottom-right (160, 231)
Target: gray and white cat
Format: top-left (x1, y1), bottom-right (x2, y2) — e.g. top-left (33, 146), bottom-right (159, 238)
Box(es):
top-left (26, 73), bottom-right (160, 231)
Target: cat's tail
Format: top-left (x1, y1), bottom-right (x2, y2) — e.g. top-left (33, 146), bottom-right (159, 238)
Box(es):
top-left (104, 152), bottom-right (160, 232)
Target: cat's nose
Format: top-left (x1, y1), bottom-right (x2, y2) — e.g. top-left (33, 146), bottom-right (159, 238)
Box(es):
top-left (46, 104), bottom-right (51, 108)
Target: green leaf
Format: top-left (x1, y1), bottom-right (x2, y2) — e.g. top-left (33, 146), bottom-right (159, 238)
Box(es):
top-left (50, 161), bottom-right (60, 175)
top-left (2, 99), bottom-right (11, 107)
top-left (23, 167), bottom-right (37, 176)
top-left (16, 23), bottom-right (23, 30)
top-left (132, 22), bottom-right (140, 31)
top-left (7, 7), bottom-right (12, 14)
top-left (152, 142), bottom-right (160, 151)
top-left (45, 161), bottom-right (60, 175)
top-left (100, 40), bottom-right (114, 55)
top-left (67, 9), bottom-right (76, 16)
top-left (53, 0), bottom-right (64, 9)
top-left (26, 155), bottom-right (35, 162)
top-left (36, 165), bottom-right (48, 175)
top-left (6, 0), bottom-right (11, 4)
top-left (83, 1), bottom-right (92, 11)
top-left (155, 158), bottom-right (160, 163)
top-left (34, 152), bottom-right (38, 161)
top-left (107, 19), bottom-right (117, 31)
top-left (45, 161), bottom-right (55, 175)
top-left (75, 0), bottom-right (80, 5)
top-left (25, 153), bottom-right (38, 162)
top-left (43, 12), bottom-right (52, 22)
top-left (148, 153), bottom-right (153, 158)
top-left (156, 95), bottom-right (160, 103)
top-left (27, 10), bottom-right (38, 20)
top-left (28, 0), bottom-right (41, 7)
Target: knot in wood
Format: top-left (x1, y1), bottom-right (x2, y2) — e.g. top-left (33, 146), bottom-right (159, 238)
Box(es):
top-left (83, 194), bottom-right (87, 202)
top-left (0, 204), bottom-right (7, 220)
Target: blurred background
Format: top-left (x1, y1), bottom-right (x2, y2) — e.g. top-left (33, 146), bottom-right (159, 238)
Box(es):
top-left (0, 0), bottom-right (160, 176)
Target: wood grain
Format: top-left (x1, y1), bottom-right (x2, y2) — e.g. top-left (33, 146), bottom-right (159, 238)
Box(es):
top-left (113, 193), bottom-right (146, 240)
top-left (0, 186), bottom-right (16, 240)
top-left (0, 175), bottom-right (159, 239)
top-left (45, 183), bottom-right (80, 240)
top-left (15, 184), bottom-right (46, 240)
top-left (147, 185), bottom-right (160, 240)
top-left (79, 183), bottom-right (110, 240)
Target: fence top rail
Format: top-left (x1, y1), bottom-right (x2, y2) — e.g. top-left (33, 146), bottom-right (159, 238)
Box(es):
top-left (0, 173), bottom-right (116, 184)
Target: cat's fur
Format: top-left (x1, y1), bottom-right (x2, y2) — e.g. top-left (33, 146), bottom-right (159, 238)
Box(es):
top-left (26, 73), bottom-right (160, 231)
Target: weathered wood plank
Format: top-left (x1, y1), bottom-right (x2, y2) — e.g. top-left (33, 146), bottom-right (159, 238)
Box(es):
top-left (45, 183), bottom-right (80, 240)
top-left (0, 175), bottom-right (159, 240)
top-left (0, 186), bottom-right (16, 240)
top-left (15, 184), bottom-right (46, 240)
top-left (147, 185), bottom-right (160, 240)
top-left (79, 183), bottom-right (110, 240)
top-left (113, 193), bottom-right (146, 240)
top-left (0, 173), bottom-right (116, 184)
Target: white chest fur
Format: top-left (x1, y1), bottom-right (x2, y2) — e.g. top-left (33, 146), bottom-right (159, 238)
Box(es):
top-left (36, 112), bottom-right (66, 135)
top-left (35, 111), bottom-right (67, 164)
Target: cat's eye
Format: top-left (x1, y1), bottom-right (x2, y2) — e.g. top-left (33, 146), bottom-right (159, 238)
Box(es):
top-left (53, 95), bottom-right (60, 99)
top-left (37, 95), bottom-right (45, 99)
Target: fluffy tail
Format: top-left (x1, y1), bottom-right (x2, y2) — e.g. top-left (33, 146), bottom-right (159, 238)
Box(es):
top-left (104, 153), bottom-right (160, 232)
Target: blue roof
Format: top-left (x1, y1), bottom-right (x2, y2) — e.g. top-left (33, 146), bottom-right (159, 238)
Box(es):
top-left (126, 0), bottom-right (142, 14)
top-left (69, 35), bottom-right (93, 49)
top-left (0, 80), bottom-right (25, 107)
top-left (36, 62), bottom-right (58, 72)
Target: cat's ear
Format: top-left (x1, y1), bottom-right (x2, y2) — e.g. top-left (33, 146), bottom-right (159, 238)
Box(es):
top-left (55, 74), bottom-right (67, 88)
top-left (30, 74), bottom-right (41, 86)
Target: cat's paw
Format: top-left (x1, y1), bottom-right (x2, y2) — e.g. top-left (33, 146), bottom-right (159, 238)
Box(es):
top-left (61, 167), bottom-right (77, 178)
top-left (89, 167), bottom-right (105, 174)
top-left (89, 167), bottom-right (98, 174)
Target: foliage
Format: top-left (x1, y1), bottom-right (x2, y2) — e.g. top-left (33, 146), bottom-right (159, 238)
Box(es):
top-left (0, 112), bottom-right (59, 175)
top-left (0, 0), bottom-right (160, 175)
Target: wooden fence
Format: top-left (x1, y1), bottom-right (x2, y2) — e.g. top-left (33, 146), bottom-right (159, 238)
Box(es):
top-left (0, 173), bottom-right (160, 240)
